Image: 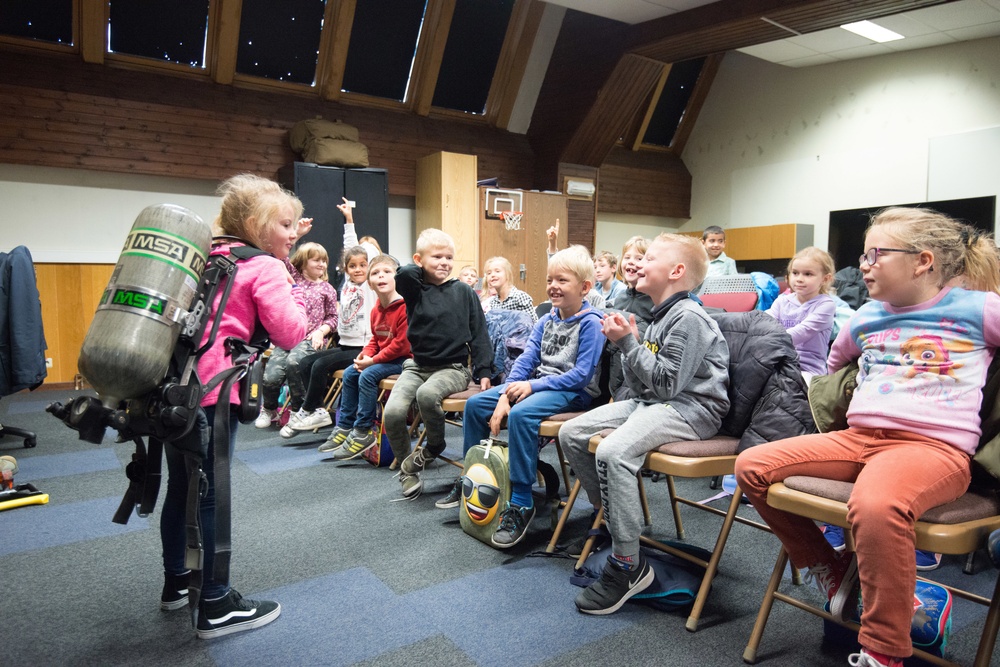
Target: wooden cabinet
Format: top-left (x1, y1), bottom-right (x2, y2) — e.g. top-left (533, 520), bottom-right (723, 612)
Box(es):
top-left (416, 151), bottom-right (479, 269)
top-left (480, 189), bottom-right (567, 305)
top-left (702, 223), bottom-right (813, 261)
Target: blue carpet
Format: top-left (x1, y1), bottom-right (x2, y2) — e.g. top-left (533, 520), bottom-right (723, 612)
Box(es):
top-left (3, 397), bottom-right (54, 415)
top-left (14, 448), bottom-right (120, 482)
top-left (0, 496), bottom-right (148, 556)
top-left (210, 560), bottom-right (634, 666)
top-left (236, 444), bottom-right (326, 474)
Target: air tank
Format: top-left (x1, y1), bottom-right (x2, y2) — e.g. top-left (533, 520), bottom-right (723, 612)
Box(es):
top-left (78, 204), bottom-right (211, 407)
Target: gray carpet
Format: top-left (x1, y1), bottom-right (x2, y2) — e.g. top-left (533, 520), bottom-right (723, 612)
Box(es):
top-left (1, 388), bottom-right (997, 666)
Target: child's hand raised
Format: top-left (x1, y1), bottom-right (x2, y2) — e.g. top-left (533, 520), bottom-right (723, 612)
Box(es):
top-left (546, 218), bottom-right (559, 253)
top-left (297, 217), bottom-right (314, 237)
top-left (602, 312), bottom-right (639, 343)
top-left (336, 197), bottom-right (354, 224)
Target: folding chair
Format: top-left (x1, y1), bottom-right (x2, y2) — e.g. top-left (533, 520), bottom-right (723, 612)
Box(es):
top-left (322, 369), bottom-right (346, 412)
top-left (743, 477), bottom-right (1000, 667)
top-left (699, 292), bottom-right (758, 312)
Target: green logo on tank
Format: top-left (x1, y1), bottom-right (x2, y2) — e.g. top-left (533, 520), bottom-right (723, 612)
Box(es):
top-left (105, 288), bottom-right (167, 315)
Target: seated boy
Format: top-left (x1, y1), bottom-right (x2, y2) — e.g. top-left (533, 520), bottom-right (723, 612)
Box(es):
top-left (384, 229), bottom-right (494, 498)
top-left (561, 233), bottom-right (730, 615)
top-left (437, 246), bottom-right (605, 548)
top-left (321, 254), bottom-right (412, 459)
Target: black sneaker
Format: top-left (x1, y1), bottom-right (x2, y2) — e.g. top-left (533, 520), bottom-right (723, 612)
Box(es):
top-left (575, 553), bottom-right (654, 615)
top-left (491, 504), bottom-right (536, 549)
top-left (160, 571), bottom-right (190, 611)
top-left (195, 589), bottom-right (281, 639)
top-left (435, 478), bottom-right (463, 509)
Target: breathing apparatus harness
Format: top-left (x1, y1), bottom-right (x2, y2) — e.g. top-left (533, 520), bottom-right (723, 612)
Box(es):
top-left (48, 237), bottom-right (270, 627)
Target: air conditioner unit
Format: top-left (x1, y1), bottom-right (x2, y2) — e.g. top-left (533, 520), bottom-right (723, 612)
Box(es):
top-left (564, 178), bottom-right (596, 199)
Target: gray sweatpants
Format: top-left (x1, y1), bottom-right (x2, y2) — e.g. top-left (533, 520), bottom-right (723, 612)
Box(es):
top-left (383, 359), bottom-right (472, 462)
top-left (560, 399), bottom-right (699, 560)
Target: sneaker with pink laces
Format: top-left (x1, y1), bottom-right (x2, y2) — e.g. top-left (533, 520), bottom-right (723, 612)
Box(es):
top-left (804, 552), bottom-right (859, 621)
top-left (847, 649), bottom-right (903, 667)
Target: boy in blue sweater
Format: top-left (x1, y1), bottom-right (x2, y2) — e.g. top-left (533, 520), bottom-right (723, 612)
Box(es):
top-left (438, 246), bottom-right (605, 548)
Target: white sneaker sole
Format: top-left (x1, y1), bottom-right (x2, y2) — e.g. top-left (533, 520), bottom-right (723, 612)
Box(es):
top-left (195, 603), bottom-right (281, 639)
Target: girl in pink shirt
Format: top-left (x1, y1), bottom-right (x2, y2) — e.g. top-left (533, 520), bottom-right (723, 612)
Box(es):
top-left (160, 174), bottom-right (308, 638)
top-left (736, 207), bottom-right (1000, 667)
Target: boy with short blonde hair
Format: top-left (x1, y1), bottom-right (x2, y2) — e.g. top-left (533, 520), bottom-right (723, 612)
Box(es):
top-left (440, 246), bottom-right (605, 547)
top-left (561, 232), bottom-right (730, 614)
top-left (385, 229), bottom-right (494, 498)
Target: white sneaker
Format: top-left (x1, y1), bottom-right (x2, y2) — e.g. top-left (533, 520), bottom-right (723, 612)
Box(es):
top-left (279, 409), bottom-right (305, 439)
top-left (291, 407), bottom-right (333, 431)
top-left (254, 408), bottom-right (277, 429)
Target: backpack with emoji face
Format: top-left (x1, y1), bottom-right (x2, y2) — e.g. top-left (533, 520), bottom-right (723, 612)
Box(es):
top-left (459, 438), bottom-right (511, 546)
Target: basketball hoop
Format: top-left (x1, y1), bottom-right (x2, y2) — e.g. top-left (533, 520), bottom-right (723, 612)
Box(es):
top-left (501, 211), bottom-right (523, 231)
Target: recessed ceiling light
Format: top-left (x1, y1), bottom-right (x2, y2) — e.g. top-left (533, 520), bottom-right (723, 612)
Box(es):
top-left (841, 20), bottom-right (904, 43)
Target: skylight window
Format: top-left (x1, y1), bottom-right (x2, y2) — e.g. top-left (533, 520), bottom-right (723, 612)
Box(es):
top-left (0, 0), bottom-right (72, 45)
top-left (237, 0), bottom-right (326, 85)
top-left (342, 0), bottom-right (427, 101)
top-left (841, 20), bottom-right (904, 43)
top-left (108, 1), bottom-right (209, 68)
top-left (642, 57), bottom-right (706, 149)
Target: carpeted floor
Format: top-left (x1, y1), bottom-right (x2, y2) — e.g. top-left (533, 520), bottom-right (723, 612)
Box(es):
top-left (1, 388), bottom-right (997, 666)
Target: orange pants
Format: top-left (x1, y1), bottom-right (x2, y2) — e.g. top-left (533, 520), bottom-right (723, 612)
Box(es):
top-left (735, 428), bottom-right (970, 657)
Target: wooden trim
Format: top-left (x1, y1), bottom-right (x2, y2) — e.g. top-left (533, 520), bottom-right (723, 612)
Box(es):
top-left (408, 0), bottom-right (457, 116)
top-left (79, 0), bottom-right (106, 64)
top-left (668, 52), bottom-right (722, 155)
top-left (103, 52), bottom-right (212, 79)
top-left (484, 0), bottom-right (537, 127)
top-left (426, 106), bottom-right (490, 125)
top-left (0, 35), bottom-right (77, 56)
top-left (209, 0), bottom-right (242, 85)
top-left (629, 63), bottom-right (670, 151)
top-left (230, 73), bottom-right (319, 97)
top-left (317, 0), bottom-right (355, 102)
top-left (336, 91), bottom-right (409, 112)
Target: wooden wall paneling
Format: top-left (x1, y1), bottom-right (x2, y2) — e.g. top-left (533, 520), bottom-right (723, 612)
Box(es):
top-left (0, 52), bottom-right (535, 198)
top-left (409, 0), bottom-right (458, 116)
top-left (317, 0), bottom-right (355, 102)
top-left (34, 263), bottom-right (115, 384)
top-left (79, 0), bottom-right (106, 64)
top-left (209, 0), bottom-right (242, 85)
top-left (558, 163), bottom-right (598, 252)
top-left (598, 147), bottom-right (691, 218)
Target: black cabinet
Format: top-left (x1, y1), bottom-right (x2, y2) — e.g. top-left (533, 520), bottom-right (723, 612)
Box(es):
top-left (278, 162), bottom-right (389, 283)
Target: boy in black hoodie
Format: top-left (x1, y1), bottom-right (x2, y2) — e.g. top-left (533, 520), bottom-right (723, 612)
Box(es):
top-left (384, 228), bottom-right (494, 498)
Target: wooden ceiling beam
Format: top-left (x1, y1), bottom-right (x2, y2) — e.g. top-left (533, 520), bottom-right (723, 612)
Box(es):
top-left (317, 0), bottom-right (355, 102)
top-left (561, 53), bottom-right (665, 167)
top-left (209, 0), bottom-right (242, 85)
top-left (486, 0), bottom-right (544, 129)
top-left (627, 0), bottom-right (957, 63)
top-left (408, 0), bottom-right (457, 117)
top-left (78, 0), bottom-right (106, 64)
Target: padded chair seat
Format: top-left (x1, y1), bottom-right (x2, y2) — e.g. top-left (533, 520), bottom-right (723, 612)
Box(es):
top-left (784, 475), bottom-right (1000, 525)
top-left (545, 411), bottom-right (584, 423)
top-left (656, 436), bottom-right (740, 457)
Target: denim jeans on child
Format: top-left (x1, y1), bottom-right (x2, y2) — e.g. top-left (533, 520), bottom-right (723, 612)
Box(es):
top-left (160, 405), bottom-right (239, 600)
top-left (463, 387), bottom-right (587, 507)
top-left (338, 360), bottom-right (405, 431)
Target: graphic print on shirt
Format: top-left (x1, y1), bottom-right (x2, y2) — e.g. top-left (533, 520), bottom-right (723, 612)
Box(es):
top-left (340, 285), bottom-right (366, 337)
top-left (899, 335), bottom-right (974, 379)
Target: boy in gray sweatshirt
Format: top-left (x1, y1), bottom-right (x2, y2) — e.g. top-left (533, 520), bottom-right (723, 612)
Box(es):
top-left (561, 233), bottom-right (730, 615)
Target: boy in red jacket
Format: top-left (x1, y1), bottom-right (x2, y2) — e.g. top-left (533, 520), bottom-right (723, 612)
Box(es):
top-left (321, 255), bottom-right (412, 459)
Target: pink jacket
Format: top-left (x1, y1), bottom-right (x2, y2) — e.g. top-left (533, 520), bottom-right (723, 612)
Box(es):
top-left (200, 244), bottom-right (307, 406)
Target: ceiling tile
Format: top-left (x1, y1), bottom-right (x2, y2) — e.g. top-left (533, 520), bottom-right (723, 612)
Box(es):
top-left (787, 27), bottom-right (873, 52)
top-left (781, 53), bottom-right (840, 68)
top-left (738, 40), bottom-right (819, 62)
top-left (904, 0), bottom-right (1000, 31)
top-left (945, 19), bottom-right (1000, 39)
top-left (881, 31), bottom-right (958, 51)
top-left (827, 42), bottom-right (895, 61)
top-left (872, 14), bottom-right (940, 37)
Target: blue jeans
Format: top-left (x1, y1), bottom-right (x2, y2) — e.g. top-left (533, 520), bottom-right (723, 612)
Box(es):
top-left (338, 360), bottom-right (405, 431)
top-left (463, 387), bottom-right (588, 507)
top-left (160, 405), bottom-right (238, 600)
